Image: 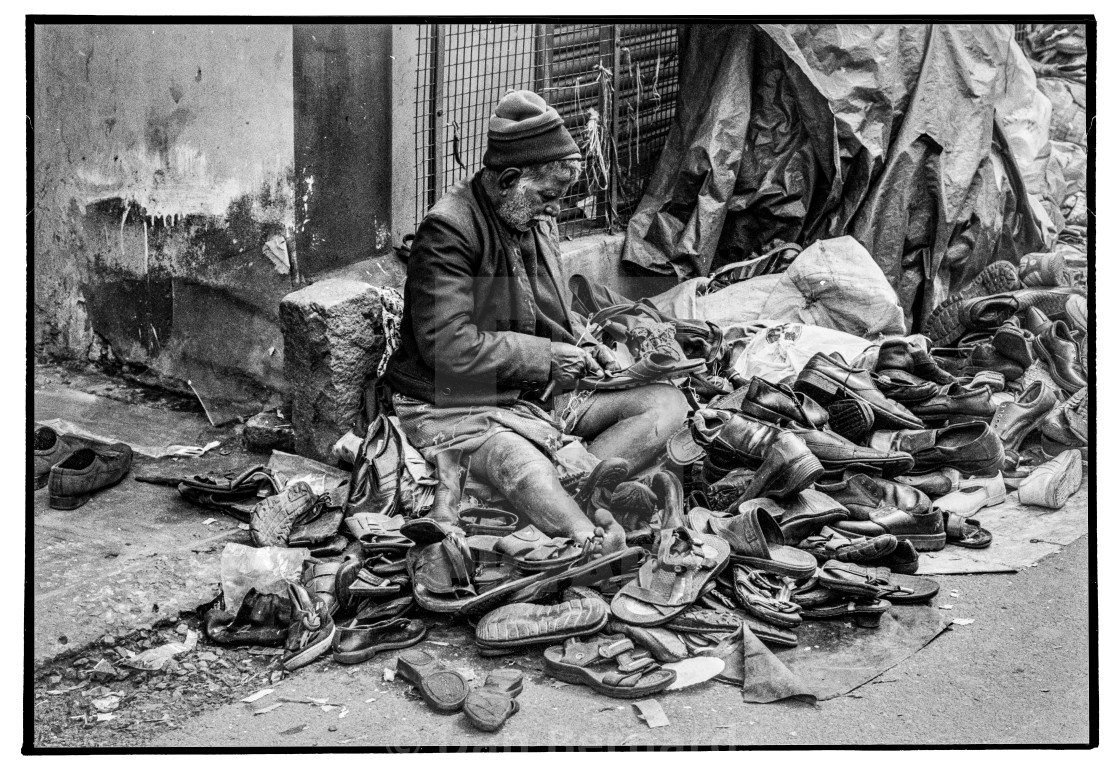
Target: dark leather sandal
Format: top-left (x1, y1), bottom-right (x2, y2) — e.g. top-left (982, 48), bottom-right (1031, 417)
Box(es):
top-left (345, 512), bottom-right (412, 555)
top-left (543, 634), bottom-right (676, 698)
top-left (800, 596), bottom-right (892, 628)
top-left (474, 589), bottom-right (609, 656)
top-left (395, 649), bottom-right (470, 713)
top-left (818, 560), bottom-right (939, 603)
top-left (943, 511), bottom-right (993, 549)
top-left (457, 508), bottom-right (520, 537)
top-left (491, 526), bottom-right (585, 572)
top-left (332, 617), bottom-right (427, 665)
top-left (464, 670), bottom-right (523, 732)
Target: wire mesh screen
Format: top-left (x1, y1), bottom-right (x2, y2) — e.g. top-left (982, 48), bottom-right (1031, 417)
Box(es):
top-left (413, 23), bottom-right (679, 239)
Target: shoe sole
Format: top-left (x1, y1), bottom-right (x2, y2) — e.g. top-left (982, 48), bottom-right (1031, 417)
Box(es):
top-left (829, 525), bottom-right (947, 552)
top-left (796, 370), bottom-right (922, 430)
top-left (283, 630), bottom-right (335, 671)
top-left (927, 262), bottom-right (1021, 346)
top-left (333, 627), bottom-right (429, 666)
top-left (827, 400), bottom-right (875, 442)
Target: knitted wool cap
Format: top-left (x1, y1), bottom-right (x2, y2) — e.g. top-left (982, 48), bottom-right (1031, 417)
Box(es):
top-left (482, 90), bottom-right (581, 170)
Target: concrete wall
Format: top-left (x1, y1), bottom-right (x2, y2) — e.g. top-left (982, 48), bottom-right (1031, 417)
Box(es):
top-left (33, 24), bottom-right (297, 419)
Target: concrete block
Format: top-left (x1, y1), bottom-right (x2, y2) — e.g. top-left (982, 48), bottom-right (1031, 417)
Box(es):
top-left (279, 278), bottom-right (384, 461)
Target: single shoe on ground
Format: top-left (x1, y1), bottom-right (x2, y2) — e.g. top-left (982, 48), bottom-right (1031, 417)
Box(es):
top-left (991, 316), bottom-right (1036, 369)
top-left (1018, 251), bottom-right (1072, 288)
top-left (908, 383), bottom-right (996, 424)
top-left (1018, 450), bottom-right (1083, 509)
top-left (281, 583), bottom-right (336, 671)
top-left (934, 473), bottom-right (1006, 516)
top-left (332, 617), bottom-right (427, 665)
top-left (1040, 386), bottom-right (1088, 457)
top-left (818, 559), bottom-right (940, 604)
top-left (34, 425), bottom-right (83, 490)
top-left (464, 669), bottom-right (524, 732)
top-left (47, 442), bottom-right (133, 510)
top-left (396, 649), bottom-right (471, 713)
top-left (203, 588), bottom-right (292, 647)
top-left (794, 352), bottom-right (924, 429)
top-left (738, 376), bottom-right (829, 429)
top-left (989, 380), bottom-right (1058, 453)
top-left (1032, 320), bottom-right (1087, 394)
top-left (870, 422), bottom-right (1005, 476)
top-left (799, 594), bottom-right (893, 627)
top-left (250, 481), bottom-right (325, 547)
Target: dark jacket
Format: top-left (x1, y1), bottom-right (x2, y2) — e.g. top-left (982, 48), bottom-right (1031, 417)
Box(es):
top-left (387, 173), bottom-right (580, 407)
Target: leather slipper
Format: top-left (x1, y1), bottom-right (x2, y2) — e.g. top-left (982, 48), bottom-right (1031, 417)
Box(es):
top-left (457, 508), bottom-right (520, 537)
top-left (800, 596), bottom-right (892, 628)
top-left (395, 649), bottom-right (470, 713)
top-left (731, 565), bottom-right (803, 628)
top-left (332, 617), bottom-right (427, 665)
top-left (709, 503), bottom-right (818, 578)
top-left (605, 620), bottom-right (688, 663)
top-left (474, 588), bottom-right (609, 656)
top-left (818, 560), bottom-right (939, 603)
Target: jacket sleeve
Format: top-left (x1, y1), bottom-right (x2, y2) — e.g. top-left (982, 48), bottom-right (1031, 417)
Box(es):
top-left (406, 215), bottom-right (552, 387)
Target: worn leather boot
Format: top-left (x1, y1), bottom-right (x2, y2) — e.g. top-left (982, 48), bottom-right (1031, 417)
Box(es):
top-left (427, 448), bottom-right (465, 524)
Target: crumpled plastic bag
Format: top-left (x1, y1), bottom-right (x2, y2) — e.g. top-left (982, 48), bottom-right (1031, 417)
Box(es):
top-left (730, 321), bottom-right (875, 384)
top-left (219, 543), bottom-right (310, 611)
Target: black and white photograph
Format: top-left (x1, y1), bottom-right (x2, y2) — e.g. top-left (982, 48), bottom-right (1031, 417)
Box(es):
top-left (22, 12), bottom-right (1097, 752)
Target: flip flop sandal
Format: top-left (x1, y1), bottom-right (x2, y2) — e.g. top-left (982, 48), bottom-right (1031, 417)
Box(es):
top-left (345, 512), bottom-right (413, 555)
top-left (943, 511), bottom-right (993, 549)
top-left (801, 597), bottom-right (892, 628)
top-left (543, 635), bottom-right (676, 699)
top-left (706, 504), bottom-right (818, 578)
top-left (332, 617), bottom-right (428, 665)
top-left (492, 526), bottom-right (586, 572)
top-left (732, 566), bottom-right (803, 628)
top-left (457, 508), bottom-right (520, 537)
top-left (395, 649), bottom-right (470, 713)
top-left (464, 670), bottom-right (524, 732)
top-left (474, 589), bottom-right (609, 656)
top-left (605, 620), bottom-right (689, 663)
top-left (611, 528), bottom-right (731, 626)
top-left (818, 560), bottom-right (940, 604)
top-left (301, 557), bottom-right (344, 616)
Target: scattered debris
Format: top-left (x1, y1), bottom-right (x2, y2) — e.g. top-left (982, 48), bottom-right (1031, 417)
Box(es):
top-left (279, 724), bottom-right (307, 736)
top-left (952, 618), bottom-right (975, 626)
top-left (382, 668), bottom-right (396, 682)
top-left (122, 630), bottom-right (198, 671)
top-left (91, 695), bottom-right (121, 712)
top-left (241, 688), bottom-right (275, 703)
top-left (202, 518), bottom-right (217, 526)
top-left (253, 703), bottom-right (285, 716)
top-left (633, 699), bottom-right (670, 729)
top-left (339, 708), bottom-right (350, 719)
top-left (279, 695), bottom-right (331, 705)
top-left (938, 605), bottom-right (954, 610)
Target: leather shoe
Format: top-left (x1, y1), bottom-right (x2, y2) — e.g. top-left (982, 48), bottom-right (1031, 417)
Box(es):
top-left (34, 425), bottom-right (83, 490)
top-left (989, 380), bottom-right (1058, 453)
top-left (816, 472), bottom-right (932, 518)
top-left (925, 260), bottom-right (1021, 345)
top-left (876, 338), bottom-right (956, 385)
top-left (1040, 387), bottom-right (1088, 456)
top-left (1021, 306), bottom-right (1052, 337)
top-left (690, 410), bottom-right (824, 499)
top-left (908, 383), bottom-right (995, 424)
top-left (964, 342), bottom-right (1024, 381)
top-left (786, 425), bottom-right (914, 477)
top-left (1032, 320), bottom-right (1087, 394)
top-left (872, 370), bottom-right (941, 405)
top-left (1012, 286), bottom-right (1084, 323)
top-left (48, 442), bottom-right (133, 509)
top-left (991, 316), bottom-right (1036, 369)
top-left (738, 377), bottom-right (829, 429)
top-left (824, 473), bottom-right (946, 552)
top-left (869, 422), bottom-right (1005, 476)
top-left (794, 353), bottom-right (923, 430)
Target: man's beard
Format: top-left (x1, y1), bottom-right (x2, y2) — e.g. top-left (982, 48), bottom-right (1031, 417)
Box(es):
top-left (497, 187), bottom-right (549, 232)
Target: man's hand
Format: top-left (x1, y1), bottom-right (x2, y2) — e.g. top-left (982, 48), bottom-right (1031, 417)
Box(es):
top-left (589, 343), bottom-right (622, 374)
top-left (550, 342), bottom-right (605, 389)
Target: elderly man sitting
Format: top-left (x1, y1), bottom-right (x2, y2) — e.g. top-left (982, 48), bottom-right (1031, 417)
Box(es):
top-left (387, 90), bottom-right (688, 554)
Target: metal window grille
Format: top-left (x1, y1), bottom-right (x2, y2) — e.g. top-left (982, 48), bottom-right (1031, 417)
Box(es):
top-left (413, 23), bottom-right (679, 239)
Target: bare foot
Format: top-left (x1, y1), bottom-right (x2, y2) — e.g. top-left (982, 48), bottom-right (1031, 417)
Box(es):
top-left (590, 508), bottom-right (627, 555)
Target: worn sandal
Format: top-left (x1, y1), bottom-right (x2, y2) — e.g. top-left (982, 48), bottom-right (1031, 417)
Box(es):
top-left (474, 588), bottom-right (609, 656)
top-left (492, 526), bottom-right (585, 572)
top-left (943, 511), bottom-right (993, 549)
top-left (818, 560), bottom-right (939, 603)
top-left (543, 634), bottom-right (676, 698)
top-left (705, 503), bottom-right (817, 578)
top-left (800, 596), bottom-right (892, 628)
top-left (463, 670), bottom-right (523, 732)
top-left (345, 511), bottom-right (412, 555)
top-left (395, 649), bottom-right (470, 713)
top-left (457, 508), bottom-right (520, 537)
top-left (332, 617), bottom-right (427, 665)
top-left (731, 566), bottom-right (803, 628)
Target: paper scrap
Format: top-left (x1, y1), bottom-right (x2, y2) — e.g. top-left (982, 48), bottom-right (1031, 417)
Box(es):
top-left (121, 629), bottom-right (198, 671)
top-left (339, 708), bottom-right (350, 719)
top-left (938, 605), bottom-right (954, 610)
top-left (952, 618), bottom-right (974, 626)
top-left (382, 669), bottom-right (396, 682)
top-left (242, 688), bottom-right (275, 703)
top-left (279, 696), bottom-right (330, 705)
top-left (279, 724), bottom-right (307, 736)
top-left (633, 699), bottom-right (670, 729)
top-left (202, 518), bottom-right (217, 526)
top-left (91, 695), bottom-right (120, 712)
top-left (96, 713), bottom-right (116, 722)
top-left (321, 705), bottom-right (338, 712)
top-left (253, 703), bottom-right (285, 716)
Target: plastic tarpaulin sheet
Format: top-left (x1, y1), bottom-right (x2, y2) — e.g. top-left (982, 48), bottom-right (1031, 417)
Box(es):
top-left (623, 24), bottom-right (1047, 330)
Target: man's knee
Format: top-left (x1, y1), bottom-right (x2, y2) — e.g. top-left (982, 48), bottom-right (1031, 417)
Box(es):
top-left (639, 383), bottom-right (690, 433)
top-left (473, 432), bottom-right (557, 491)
